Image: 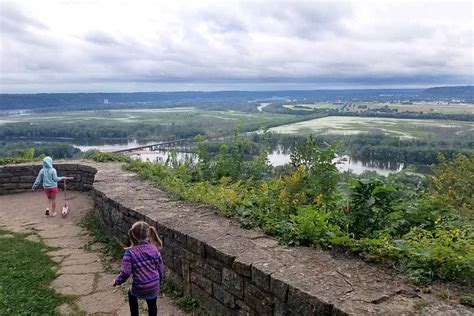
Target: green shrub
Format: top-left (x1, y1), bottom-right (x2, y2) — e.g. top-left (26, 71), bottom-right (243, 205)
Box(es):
top-left (92, 151), bottom-right (131, 162)
top-left (430, 153), bottom-right (474, 220)
top-left (347, 178), bottom-right (398, 238)
top-left (0, 148), bottom-right (42, 165)
top-left (401, 224), bottom-right (474, 283)
top-left (289, 205), bottom-right (344, 247)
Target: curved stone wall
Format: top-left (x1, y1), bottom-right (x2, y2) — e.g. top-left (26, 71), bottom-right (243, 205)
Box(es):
top-left (1, 161), bottom-right (465, 316)
top-left (0, 162), bottom-right (97, 195)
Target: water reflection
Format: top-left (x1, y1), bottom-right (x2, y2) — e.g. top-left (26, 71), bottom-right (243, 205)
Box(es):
top-left (335, 155), bottom-right (404, 176)
top-left (129, 150), bottom-right (196, 163)
top-left (74, 139), bottom-right (158, 152)
top-left (124, 148), bottom-right (404, 176)
top-left (71, 139), bottom-right (406, 176)
top-left (267, 151), bottom-right (403, 176)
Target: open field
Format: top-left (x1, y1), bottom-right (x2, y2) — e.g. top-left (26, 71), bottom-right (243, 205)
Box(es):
top-left (0, 108), bottom-right (302, 128)
top-left (283, 102), bottom-right (344, 111)
top-left (0, 107), bottom-right (329, 142)
top-left (2, 107), bottom-right (473, 141)
top-left (358, 102), bottom-right (474, 114)
top-left (281, 101), bottom-right (474, 114)
top-left (269, 116), bottom-right (474, 138)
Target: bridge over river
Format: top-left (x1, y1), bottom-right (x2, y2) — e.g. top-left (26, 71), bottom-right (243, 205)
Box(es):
top-left (111, 138), bottom-right (196, 154)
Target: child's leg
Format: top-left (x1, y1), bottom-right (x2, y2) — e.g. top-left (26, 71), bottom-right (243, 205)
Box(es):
top-left (128, 290), bottom-right (139, 316)
top-left (50, 191), bottom-right (58, 216)
top-left (145, 297), bottom-right (157, 316)
top-left (44, 190), bottom-right (51, 215)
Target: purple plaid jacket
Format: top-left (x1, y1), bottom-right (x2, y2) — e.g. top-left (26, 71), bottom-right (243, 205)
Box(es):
top-left (114, 240), bottom-right (165, 299)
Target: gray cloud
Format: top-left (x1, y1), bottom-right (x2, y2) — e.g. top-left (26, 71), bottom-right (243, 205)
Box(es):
top-left (84, 31), bottom-right (123, 46)
top-left (0, 3), bottom-right (47, 34)
top-left (0, 0), bottom-right (472, 92)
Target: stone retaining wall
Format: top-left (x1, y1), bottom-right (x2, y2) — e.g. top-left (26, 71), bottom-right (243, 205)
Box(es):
top-left (0, 163), bottom-right (97, 195)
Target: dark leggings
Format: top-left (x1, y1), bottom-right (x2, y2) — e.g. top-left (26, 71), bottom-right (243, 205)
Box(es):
top-left (128, 290), bottom-right (157, 316)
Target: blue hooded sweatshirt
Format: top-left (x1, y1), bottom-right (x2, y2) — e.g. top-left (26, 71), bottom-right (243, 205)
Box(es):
top-left (33, 157), bottom-right (64, 188)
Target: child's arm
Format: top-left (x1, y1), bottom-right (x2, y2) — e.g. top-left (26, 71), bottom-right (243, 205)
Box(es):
top-left (51, 169), bottom-right (65, 182)
top-left (32, 170), bottom-right (44, 189)
top-left (156, 252), bottom-right (165, 282)
top-left (52, 169), bottom-right (74, 182)
top-left (113, 251), bottom-right (132, 286)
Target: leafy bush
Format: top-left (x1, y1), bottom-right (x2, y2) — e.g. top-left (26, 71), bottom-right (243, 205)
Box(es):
top-left (0, 141), bottom-right (80, 159)
top-left (347, 178), bottom-right (398, 238)
top-left (91, 151), bottom-right (131, 163)
top-left (0, 148), bottom-right (41, 165)
top-left (290, 136), bottom-right (340, 210)
top-left (289, 206), bottom-right (344, 247)
top-left (430, 153), bottom-right (474, 220)
top-left (401, 224), bottom-right (474, 283)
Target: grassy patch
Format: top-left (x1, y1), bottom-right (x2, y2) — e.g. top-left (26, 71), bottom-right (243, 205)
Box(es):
top-left (414, 300), bottom-right (430, 312)
top-left (161, 281), bottom-right (199, 313)
top-left (459, 295), bottom-right (474, 307)
top-left (0, 230), bottom-right (67, 315)
top-left (80, 211), bottom-right (124, 268)
top-left (176, 296), bottom-right (199, 311)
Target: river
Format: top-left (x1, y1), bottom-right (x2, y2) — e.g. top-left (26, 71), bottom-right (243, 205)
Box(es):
top-left (74, 140), bottom-right (405, 176)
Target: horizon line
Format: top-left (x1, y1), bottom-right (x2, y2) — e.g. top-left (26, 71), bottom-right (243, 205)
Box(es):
top-left (1, 84), bottom-right (473, 95)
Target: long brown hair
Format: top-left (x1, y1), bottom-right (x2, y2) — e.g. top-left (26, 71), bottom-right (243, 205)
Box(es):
top-left (127, 221), bottom-right (163, 250)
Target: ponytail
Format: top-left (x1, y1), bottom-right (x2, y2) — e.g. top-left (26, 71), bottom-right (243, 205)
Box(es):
top-left (149, 226), bottom-right (163, 250)
top-left (127, 221), bottom-right (163, 250)
top-left (127, 227), bottom-right (140, 249)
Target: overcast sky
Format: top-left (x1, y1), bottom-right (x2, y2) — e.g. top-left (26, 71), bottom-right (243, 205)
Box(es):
top-left (0, 0), bottom-right (472, 93)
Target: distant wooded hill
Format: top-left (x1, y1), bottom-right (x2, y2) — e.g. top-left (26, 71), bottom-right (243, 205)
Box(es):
top-left (421, 85), bottom-right (473, 100)
top-left (0, 86), bottom-right (471, 110)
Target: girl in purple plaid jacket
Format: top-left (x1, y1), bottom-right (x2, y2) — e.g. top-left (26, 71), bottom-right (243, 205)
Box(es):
top-left (113, 221), bottom-right (165, 316)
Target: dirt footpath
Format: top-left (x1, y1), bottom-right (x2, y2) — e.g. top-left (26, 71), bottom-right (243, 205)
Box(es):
top-left (0, 191), bottom-right (185, 315)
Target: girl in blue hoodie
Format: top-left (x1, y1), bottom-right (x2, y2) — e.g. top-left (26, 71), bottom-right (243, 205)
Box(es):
top-left (32, 157), bottom-right (73, 217)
